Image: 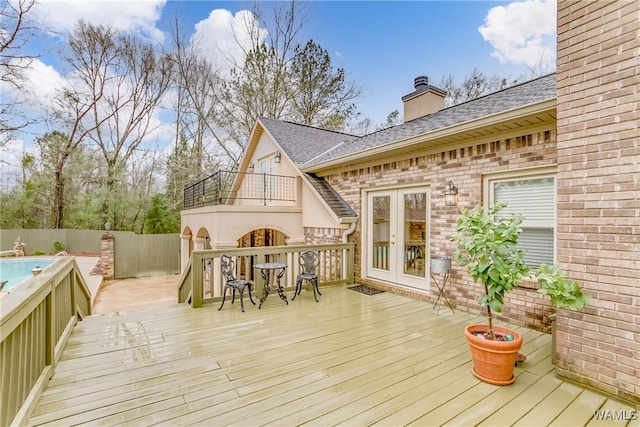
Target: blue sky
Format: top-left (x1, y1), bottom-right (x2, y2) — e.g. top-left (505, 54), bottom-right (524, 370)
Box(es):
top-left (155, 0), bottom-right (555, 123)
top-left (2, 0), bottom-right (556, 180)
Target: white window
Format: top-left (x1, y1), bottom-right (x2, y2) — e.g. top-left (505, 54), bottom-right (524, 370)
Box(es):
top-left (484, 167), bottom-right (556, 268)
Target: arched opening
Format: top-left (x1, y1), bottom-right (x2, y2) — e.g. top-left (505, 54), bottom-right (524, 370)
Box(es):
top-left (196, 227), bottom-right (211, 250)
top-left (180, 227), bottom-right (194, 273)
top-left (237, 228), bottom-right (288, 248)
top-left (235, 228), bottom-right (290, 281)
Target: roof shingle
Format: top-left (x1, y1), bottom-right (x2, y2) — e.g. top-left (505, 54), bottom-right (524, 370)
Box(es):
top-left (304, 73), bottom-right (556, 166)
top-left (258, 117), bottom-right (355, 165)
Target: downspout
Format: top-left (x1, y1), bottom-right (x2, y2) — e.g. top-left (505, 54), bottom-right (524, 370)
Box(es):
top-left (340, 218), bottom-right (358, 282)
top-left (341, 219), bottom-right (357, 243)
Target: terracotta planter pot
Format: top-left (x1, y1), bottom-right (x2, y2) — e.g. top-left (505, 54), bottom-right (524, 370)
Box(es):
top-left (464, 324), bottom-right (523, 386)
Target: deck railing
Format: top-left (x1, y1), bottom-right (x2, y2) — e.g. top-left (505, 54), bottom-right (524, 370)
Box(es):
top-left (177, 243), bottom-right (355, 308)
top-left (0, 257), bottom-right (91, 426)
top-left (183, 170), bottom-right (297, 209)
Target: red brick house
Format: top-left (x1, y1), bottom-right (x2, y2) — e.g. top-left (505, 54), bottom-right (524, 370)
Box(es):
top-left (181, 0), bottom-right (638, 403)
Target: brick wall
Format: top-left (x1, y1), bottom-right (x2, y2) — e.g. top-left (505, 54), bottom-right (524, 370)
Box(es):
top-left (100, 232), bottom-right (114, 280)
top-left (304, 227), bottom-right (344, 244)
top-left (325, 129), bottom-right (558, 331)
top-left (556, 0), bottom-right (639, 403)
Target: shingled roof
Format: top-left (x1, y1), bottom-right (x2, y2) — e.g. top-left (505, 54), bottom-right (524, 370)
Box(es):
top-left (303, 73), bottom-right (557, 167)
top-left (256, 74), bottom-right (556, 221)
top-left (304, 173), bottom-right (357, 219)
top-left (258, 117), bottom-right (355, 165)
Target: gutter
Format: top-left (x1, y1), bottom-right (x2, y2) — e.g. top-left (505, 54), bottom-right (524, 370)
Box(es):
top-left (301, 98), bottom-right (556, 173)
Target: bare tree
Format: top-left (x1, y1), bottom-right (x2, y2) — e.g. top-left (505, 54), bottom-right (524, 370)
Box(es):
top-left (123, 148), bottom-right (164, 233)
top-left (168, 17), bottom-right (238, 167)
top-left (166, 1), bottom-right (308, 170)
top-left (0, 0), bottom-right (38, 142)
top-left (375, 109), bottom-right (402, 131)
top-left (215, 2), bottom-right (360, 158)
top-left (439, 69), bottom-right (513, 107)
top-left (290, 40), bottom-right (360, 129)
top-left (47, 23), bottom-right (119, 228)
top-left (53, 22), bottom-right (171, 229)
top-left (46, 22), bottom-right (126, 228)
top-left (166, 1), bottom-right (359, 172)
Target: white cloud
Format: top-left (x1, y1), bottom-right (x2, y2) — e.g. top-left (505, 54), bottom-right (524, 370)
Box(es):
top-left (479, 0), bottom-right (556, 70)
top-left (0, 139), bottom-right (28, 189)
top-left (31, 0), bottom-right (166, 41)
top-left (190, 9), bottom-right (268, 76)
top-left (22, 59), bottom-right (67, 110)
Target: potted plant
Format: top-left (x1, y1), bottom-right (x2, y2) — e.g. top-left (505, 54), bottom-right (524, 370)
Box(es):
top-left (452, 202), bottom-right (590, 385)
top-left (451, 202), bottom-right (531, 385)
top-left (536, 263), bottom-right (589, 311)
top-left (536, 263), bottom-right (590, 363)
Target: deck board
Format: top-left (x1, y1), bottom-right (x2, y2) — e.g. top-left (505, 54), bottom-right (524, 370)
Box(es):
top-left (27, 286), bottom-right (637, 426)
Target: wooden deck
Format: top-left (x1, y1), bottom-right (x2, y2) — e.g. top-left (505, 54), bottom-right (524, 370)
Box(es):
top-left (28, 286), bottom-right (637, 426)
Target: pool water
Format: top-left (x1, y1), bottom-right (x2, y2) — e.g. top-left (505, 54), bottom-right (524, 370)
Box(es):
top-left (0, 259), bottom-right (53, 291)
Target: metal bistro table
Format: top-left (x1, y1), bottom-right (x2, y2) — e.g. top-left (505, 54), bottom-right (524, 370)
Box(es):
top-left (254, 262), bottom-right (288, 309)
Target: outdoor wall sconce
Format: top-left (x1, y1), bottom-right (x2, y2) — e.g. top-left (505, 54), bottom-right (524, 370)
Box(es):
top-left (248, 163), bottom-right (255, 172)
top-left (274, 152), bottom-right (281, 163)
top-left (444, 181), bottom-right (459, 206)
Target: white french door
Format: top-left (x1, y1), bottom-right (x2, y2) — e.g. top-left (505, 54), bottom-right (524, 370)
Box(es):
top-left (366, 187), bottom-right (429, 290)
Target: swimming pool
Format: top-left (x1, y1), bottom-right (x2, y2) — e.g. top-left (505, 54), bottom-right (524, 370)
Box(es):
top-left (0, 258), bottom-right (54, 291)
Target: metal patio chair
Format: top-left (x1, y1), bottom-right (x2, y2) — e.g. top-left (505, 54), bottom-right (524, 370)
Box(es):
top-left (292, 250), bottom-right (321, 302)
top-left (218, 255), bottom-right (255, 312)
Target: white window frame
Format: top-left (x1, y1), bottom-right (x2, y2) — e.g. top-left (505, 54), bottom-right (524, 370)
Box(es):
top-left (483, 166), bottom-right (557, 268)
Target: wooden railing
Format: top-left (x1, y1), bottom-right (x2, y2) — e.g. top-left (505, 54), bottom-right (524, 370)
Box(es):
top-left (0, 257), bottom-right (91, 426)
top-left (178, 243), bottom-right (355, 308)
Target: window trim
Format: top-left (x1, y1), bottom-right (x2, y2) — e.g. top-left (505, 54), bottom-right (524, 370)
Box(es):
top-left (483, 166), bottom-right (557, 266)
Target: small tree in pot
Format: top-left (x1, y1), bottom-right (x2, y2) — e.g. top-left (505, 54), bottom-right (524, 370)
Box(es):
top-left (451, 202), bottom-right (589, 385)
top-left (451, 202), bottom-right (530, 339)
top-left (451, 202), bottom-right (530, 385)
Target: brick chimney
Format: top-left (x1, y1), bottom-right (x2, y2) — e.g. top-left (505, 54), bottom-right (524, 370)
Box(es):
top-left (401, 76), bottom-right (447, 122)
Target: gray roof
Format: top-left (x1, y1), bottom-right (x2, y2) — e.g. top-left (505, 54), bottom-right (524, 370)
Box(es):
top-left (258, 117), bottom-right (355, 165)
top-left (304, 73), bottom-right (556, 167)
top-left (304, 173), bottom-right (357, 219)
top-left (257, 74), bottom-right (556, 221)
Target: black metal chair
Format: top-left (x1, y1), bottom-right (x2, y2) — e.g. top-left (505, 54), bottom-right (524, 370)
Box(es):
top-left (218, 255), bottom-right (255, 312)
top-left (293, 250), bottom-right (320, 302)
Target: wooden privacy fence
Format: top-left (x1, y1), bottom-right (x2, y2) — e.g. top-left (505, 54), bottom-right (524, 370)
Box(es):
top-left (0, 257), bottom-right (91, 426)
top-left (0, 229), bottom-right (103, 254)
top-left (178, 243), bottom-right (355, 308)
top-left (1, 229), bottom-right (180, 278)
top-left (113, 232), bottom-right (180, 279)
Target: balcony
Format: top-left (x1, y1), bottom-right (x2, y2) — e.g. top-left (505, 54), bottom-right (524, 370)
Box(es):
top-left (183, 170), bottom-right (297, 209)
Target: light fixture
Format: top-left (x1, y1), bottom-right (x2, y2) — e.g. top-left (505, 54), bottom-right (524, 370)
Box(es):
top-left (248, 162), bottom-right (254, 172)
top-left (104, 222), bottom-right (111, 231)
top-left (274, 152), bottom-right (281, 164)
top-left (444, 181), bottom-right (458, 206)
